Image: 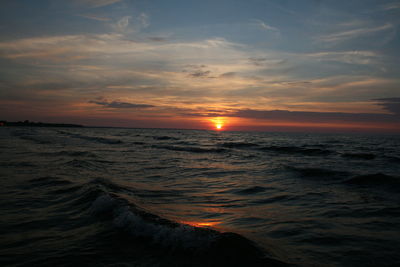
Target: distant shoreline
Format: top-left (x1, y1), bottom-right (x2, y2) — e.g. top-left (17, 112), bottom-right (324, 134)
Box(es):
top-left (0, 120), bottom-right (83, 128)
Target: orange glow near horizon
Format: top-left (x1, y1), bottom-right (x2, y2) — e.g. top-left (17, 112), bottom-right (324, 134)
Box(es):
top-left (209, 117), bottom-right (226, 131)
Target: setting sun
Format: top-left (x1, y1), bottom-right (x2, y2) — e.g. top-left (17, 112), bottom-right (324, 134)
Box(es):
top-left (209, 117), bottom-right (226, 131)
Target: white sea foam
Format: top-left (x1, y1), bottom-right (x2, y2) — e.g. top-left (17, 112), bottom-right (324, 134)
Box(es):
top-left (92, 195), bottom-right (216, 249)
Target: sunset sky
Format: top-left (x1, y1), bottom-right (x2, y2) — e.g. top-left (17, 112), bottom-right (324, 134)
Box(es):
top-left (1, 0), bottom-right (399, 132)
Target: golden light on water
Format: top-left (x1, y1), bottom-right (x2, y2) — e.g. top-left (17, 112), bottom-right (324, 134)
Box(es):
top-left (180, 220), bottom-right (220, 228)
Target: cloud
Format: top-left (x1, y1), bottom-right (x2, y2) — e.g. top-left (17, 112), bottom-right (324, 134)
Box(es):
top-left (229, 109), bottom-right (400, 124)
top-left (137, 13), bottom-right (149, 29)
top-left (78, 14), bottom-right (111, 21)
top-left (183, 64), bottom-right (215, 78)
top-left (189, 70), bottom-right (212, 78)
top-left (319, 23), bottom-right (393, 43)
top-left (148, 37), bottom-right (167, 42)
top-left (111, 13), bottom-right (149, 33)
top-left (251, 19), bottom-right (279, 32)
top-left (382, 2), bottom-right (400, 10)
top-left (112, 16), bottom-right (131, 32)
top-left (0, 32), bottom-right (397, 120)
top-left (248, 57), bottom-right (267, 66)
top-left (0, 33), bottom-right (232, 63)
top-left (306, 51), bottom-right (379, 65)
top-left (375, 98), bottom-right (400, 115)
top-left (0, 34), bottom-right (251, 98)
top-left (219, 72), bottom-right (236, 78)
top-left (77, 0), bottom-right (122, 8)
top-left (89, 100), bottom-right (154, 109)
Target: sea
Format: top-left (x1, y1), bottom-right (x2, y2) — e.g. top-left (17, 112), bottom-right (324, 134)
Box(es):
top-left (1, 127), bottom-right (399, 267)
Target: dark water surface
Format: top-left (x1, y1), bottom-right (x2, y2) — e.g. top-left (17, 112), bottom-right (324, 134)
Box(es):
top-left (1, 127), bottom-right (400, 266)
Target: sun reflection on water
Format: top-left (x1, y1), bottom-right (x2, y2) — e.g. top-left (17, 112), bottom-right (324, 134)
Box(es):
top-left (180, 220), bottom-right (220, 228)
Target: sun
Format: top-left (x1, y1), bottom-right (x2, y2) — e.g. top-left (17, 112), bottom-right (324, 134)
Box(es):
top-left (209, 117), bottom-right (226, 131)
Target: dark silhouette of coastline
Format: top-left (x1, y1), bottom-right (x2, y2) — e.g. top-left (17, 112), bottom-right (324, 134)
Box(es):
top-left (0, 120), bottom-right (83, 128)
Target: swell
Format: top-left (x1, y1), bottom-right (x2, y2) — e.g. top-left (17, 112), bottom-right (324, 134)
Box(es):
top-left (260, 145), bottom-right (332, 156)
top-left (87, 180), bottom-right (290, 266)
top-left (341, 153), bottom-right (376, 160)
top-left (288, 166), bottom-right (349, 180)
top-left (219, 142), bottom-right (259, 149)
top-left (152, 144), bottom-right (227, 154)
top-left (151, 135), bottom-right (180, 141)
top-left (344, 173), bottom-right (400, 187)
top-left (10, 176), bottom-right (291, 266)
top-left (39, 150), bottom-right (98, 158)
top-left (18, 177), bottom-right (290, 266)
top-left (58, 131), bottom-right (123, 144)
top-left (12, 130), bottom-right (53, 144)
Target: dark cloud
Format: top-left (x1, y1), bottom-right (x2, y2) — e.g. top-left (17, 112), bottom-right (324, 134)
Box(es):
top-left (89, 100), bottom-right (154, 109)
top-left (184, 64), bottom-right (207, 68)
top-left (177, 107), bottom-right (400, 128)
top-left (248, 57), bottom-right (267, 66)
top-left (148, 37), bottom-right (167, 42)
top-left (229, 109), bottom-right (400, 124)
top-left (283, 81), bottom-right (312, 86)
top-left (219, 72), bottom-right (236, 78)
top-left (189, 70), bottom-right (212, 78)
top-left (182, 64), bottom-right (214, 78)
top-left (375, 98), bottom-right (400, 115)
top-left (76, 0), bottom-right (122, 8)
top-left (376, 98), bottom-right (400, 102)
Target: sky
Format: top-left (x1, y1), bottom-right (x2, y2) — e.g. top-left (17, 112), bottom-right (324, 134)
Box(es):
top-left (0, 0), bottom-right (400, 132)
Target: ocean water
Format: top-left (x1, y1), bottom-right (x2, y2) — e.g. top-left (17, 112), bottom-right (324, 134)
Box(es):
top-left (1, 127), bottom-right (400, 267)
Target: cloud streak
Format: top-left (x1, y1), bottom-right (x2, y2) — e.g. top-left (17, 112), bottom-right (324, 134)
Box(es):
top-left (251, 19), bottom-right (279, 32)
top-left (319, 23), bottom-right (393, 43)
top-left (77, 0), bottom-right (122, 8)
top-left (375, 98), bottom-right (400, 115)
top-left (89, 100), bottom-right (155, 109)
top-left (382, 2), bottom-right (400, 10)
top-left (229, 109), bottom-right (400, 124)
top-left (77, 14), bottom-right (111, 21)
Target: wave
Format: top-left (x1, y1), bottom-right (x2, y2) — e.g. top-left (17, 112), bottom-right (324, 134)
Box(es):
top-left (40, 150), bottom-right (98, 158)
top-left (341, 153), bottom-right (376, 160)
top-left (220, 142), bottom-right (259, 149)
top-left (28, 176), bottom-right (73, 186)
top-left (131, 141), bottom-right (145, 145)
top-left (0, 161), bottom-right (36, 167)
top-left (59, 131), bottom-right (122, 144)
top-left (288, 166), bottom-right (348, 179)
top-left (152, 144), bottom-right (227, 154)
top-left (152, 135), bottom-right (180, 141)
top-left (24, 176), bottom-right (82, 195)
top-left (234, 186), bottom-right (267, 195)
top-left (16, 134), bottom-right (53, 144)
top-left (385, 155), bottom-right (400, 163)
top-left (344, 173), bottom-right (400, 187)
top-left (91, 194), bottom-right (217, 248)
top-left (85, 179), bottom-right (290, 266)
top-left (251, 194), bottom-right (295, 205)
top-left (64, 159), bottom-right (105, 170)
top-left (260, 145), bottom-right (332, 156)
